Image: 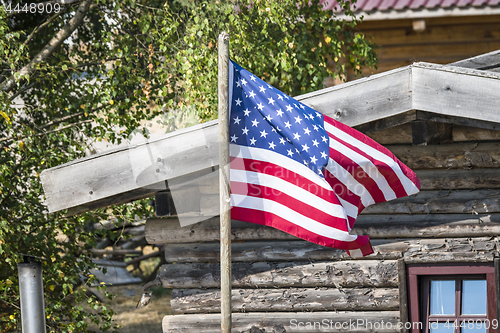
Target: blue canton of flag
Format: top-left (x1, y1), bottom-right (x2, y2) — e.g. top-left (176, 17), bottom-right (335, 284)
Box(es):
top-left (229, 62), bottom-right (328, 178)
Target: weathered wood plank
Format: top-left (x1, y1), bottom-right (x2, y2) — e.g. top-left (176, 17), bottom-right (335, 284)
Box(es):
top-left (146, 217), bottom-right (294, 244)
top-left (403, 251), bottom-right (495, 263)
top-left (363, 121), bottom-right (500, 145)
top-left (354, 110), bottom-right (416, 134)
top-left (41, 120), bottom-right (219, 213)
top-left (354, 214), bottom-right (500, 239)
top-left (163, 237), bottom-right (498, 263)
top-left (164, 240), bottom-right (408, 263)
top-left (416, 110), bottom-right (500, 131)
top-left (146, 214), bottom-right (500, 244)
top-left (411, 120), bottom-right (452, 146)
top-left (412, 63), bottom-right (500, 126)
top-left (159, 260), bottom-right (399, 289)
top-left (363, 189), bottom-right (500, 214)
top-left (358, 15), bottom-right (500, 30)
top-left (170, 287), bottom-right (399, 314)
top-left (163, 311), bottom-right (400, 333)
top-left (388, 142), bottom-right (500, 170)
top-left (298, 66), bottom-right (412, 127)
top-left (417, 169), bottom-right (500, 190)
top-left (367, 123), bottom-right (413, 145)
top-left (449, 49), bottom-right (500, 71)
top-left (452, 125), bottom-right (500, 142)
top-left (67, 187), bottom-right (157, 216)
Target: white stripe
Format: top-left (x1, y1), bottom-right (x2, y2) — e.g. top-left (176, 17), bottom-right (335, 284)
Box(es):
top-left (324, 122), bottom-right (419, 195)
top-left (231, 194), bottom-right (358, 242)
top-left (329, 137), bottom-right (397, 201)
top-left (231, 169), bottom-right (348, 219)
top-left (337, 196), bottom-right (358, 229)
top-left (326, 158), bottom-right (375, 207)
top-left (230, 144), bottom-right (331, 190)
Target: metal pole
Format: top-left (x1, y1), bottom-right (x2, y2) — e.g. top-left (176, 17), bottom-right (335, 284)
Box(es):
top-left (218, 31), bottom-right (231, 333)
top-left (18, 261), bottom-right (47, 333)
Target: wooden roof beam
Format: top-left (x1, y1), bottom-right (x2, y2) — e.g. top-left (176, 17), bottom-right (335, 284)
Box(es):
top-left (448, 49), bottom-right (500, 72)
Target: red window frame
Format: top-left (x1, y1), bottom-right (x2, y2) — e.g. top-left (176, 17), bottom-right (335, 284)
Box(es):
top-left (408, 263), bottom-right (497, 333)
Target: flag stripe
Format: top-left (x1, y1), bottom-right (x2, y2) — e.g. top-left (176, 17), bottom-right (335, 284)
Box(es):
top-left (328, 135), bottom-right (401, 200)
top-left (322, 169), bottom-right (364, 229)
top-left (231, 194), bottom-right (355, 241)
top-left (230, 157), bottom-right (359, 220)
top-left (325, 158), bottom-right (376, 207)
top-left (322, 168), bottom-right (365, 213)
top-left (231, 181), bottom-right (350, 232)
top-left (230, 157), bottom-right (340, 207)
top-left (230, 168), bottom-right (348, 220)
top-left (324, 118), bottom-right (420, 195)
top-left (328, 146), bottom-right (388, 203)
top-left (230, 144), bottom-right (331, 190)
top-left (329, 130), bottom-right (409, 199)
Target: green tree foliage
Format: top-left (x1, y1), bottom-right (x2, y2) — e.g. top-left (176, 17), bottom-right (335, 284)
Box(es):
top-left (0, 0), bottom-right (376, 331)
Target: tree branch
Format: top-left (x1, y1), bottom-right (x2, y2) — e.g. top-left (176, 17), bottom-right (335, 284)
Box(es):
top-left (1, 0), bottom-right (91, 93)
top-left (38, 84), bottom-right (157, 130)
top-left (0, 119), bottom-right (92, 147)
top-left (23, 10), bottom-right (64, 48)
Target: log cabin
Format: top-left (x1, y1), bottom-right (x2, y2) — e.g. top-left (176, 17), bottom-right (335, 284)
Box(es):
top-left (41, 51), bottom-right (500, 332)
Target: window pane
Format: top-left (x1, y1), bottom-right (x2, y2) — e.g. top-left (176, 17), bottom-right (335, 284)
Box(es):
top-left (462, 280), bottom-right (487, 315)
top-left (462, 322), bottom-right (487, 333)
top-left (431, 280), bottom-right (455, 315)
top-left (430, 322), bottom-right (455, 333)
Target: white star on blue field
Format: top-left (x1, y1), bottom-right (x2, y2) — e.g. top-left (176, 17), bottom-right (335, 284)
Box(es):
top-left (229, 61), bottom-right (330, 177)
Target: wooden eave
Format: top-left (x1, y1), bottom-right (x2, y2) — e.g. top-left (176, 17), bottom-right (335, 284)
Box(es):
top-left (40, 57), bottom-right (500, 215)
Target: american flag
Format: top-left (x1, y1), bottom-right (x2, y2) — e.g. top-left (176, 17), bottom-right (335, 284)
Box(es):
top-left (228, 61), bottom-right (420, 257)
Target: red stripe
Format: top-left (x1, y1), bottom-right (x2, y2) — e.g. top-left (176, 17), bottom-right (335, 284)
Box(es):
top-left (231, 206), bottom-right (371, 251)
top-left (324, 115), bottom-right (421, 191)
top-left (346, 241), bottom-right (374, 257)
top-left (322, 168), bottom-right (364, 210)
top-left (230, 157), bottom-right (341, 205)
top-left (231, 182), bottom-right (350, 232)
top-left (323, 169), bottom-right (364, 229)
top-left (327, 132), bottom-right (409, 198)
top-left (328, 147), bottom-right (387, 203)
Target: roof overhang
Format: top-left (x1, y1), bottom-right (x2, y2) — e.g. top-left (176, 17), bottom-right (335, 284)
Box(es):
top-left (40, 52), bottom-right (500, 214)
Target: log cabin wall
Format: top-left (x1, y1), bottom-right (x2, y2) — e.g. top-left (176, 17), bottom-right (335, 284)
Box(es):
top-left (146, 123), bottom-right (500, 332)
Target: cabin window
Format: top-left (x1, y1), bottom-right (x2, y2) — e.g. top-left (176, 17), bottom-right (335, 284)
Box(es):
top-left (407, 263), bottom-right (497, 333)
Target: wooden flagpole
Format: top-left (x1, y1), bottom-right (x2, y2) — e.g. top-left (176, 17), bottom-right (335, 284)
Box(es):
top-left (218, 31), bottom-right (231, 333)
